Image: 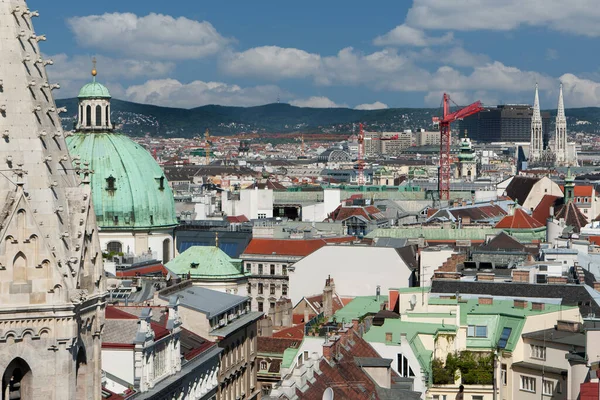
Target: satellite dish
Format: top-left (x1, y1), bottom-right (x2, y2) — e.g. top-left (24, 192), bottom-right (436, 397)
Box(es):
top-left (323, 387), bottom-right (334, 400)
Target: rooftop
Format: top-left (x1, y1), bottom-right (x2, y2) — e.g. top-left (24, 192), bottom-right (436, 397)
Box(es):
top-left (158, 284), bottom-right (248, 318)
top-left (165, 246), bottom-right (246, 280)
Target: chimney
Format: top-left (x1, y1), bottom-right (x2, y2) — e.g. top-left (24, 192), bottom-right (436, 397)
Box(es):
top-left (385, 332), bottom-right (393, 342)
top-left (556, 320), bottom-right (581, 333)
top-left (531, 302), bottom-right (545, 311)
top-left (323, 276), bottom-right (335, 318)
top-left (352, 318), bottom-right (360, 332)
top-left (512, 269), bottom-right (530, 283)
top-left (461, 200), bottom-right (467, 207)
top-left (476, 273), bottom-right (495, 281)
top-left (594, 282), bottom-right (600, 292)
top-left (167, 296), bottom-right (182, 331)
top-left (376, 285), bottom-right (381, 302)
top-left (478, 297), bottom-right (493, 306)
top-left (514, 299), bottom-right (527, 309)
top-left (547, 276), bottom-right (568, 285)
top-left (303, 307), bottom-right (310, 323)
top-left (323, 336), bottom-right (339, 362)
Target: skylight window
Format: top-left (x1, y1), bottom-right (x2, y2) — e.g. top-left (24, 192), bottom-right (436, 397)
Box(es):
top-left (498, 327), bottom-right (512, 349)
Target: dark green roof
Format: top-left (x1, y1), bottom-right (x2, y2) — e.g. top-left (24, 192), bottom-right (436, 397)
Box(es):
top-left (78, 81), bottom-right (111, 99)
top-left (165, 246), bottom-right (247, 280)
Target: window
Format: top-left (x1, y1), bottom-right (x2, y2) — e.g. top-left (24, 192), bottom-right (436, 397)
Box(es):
top-left (270, 284), bottom-right (275, 295)
top-left (556, 381), bottom-right (562, 393)
top-left (467, 325), bottom-right (488, 338)
top-left (258, 302), bottom-right (263, 312)
top-left (543, 380), bottom-right (554, 396)
top-left (107, 241), bottom-right (122, 254)
top-left (270, 302), bottom-right (275, 310)
top-left (282, 284), bottom-right (288, 296)
top-left (260, 361), bottom-right (267, 370)
top-left (520, 375), bottom-right (536, 393)
top-left (246, 263), bottom-right (251, 272)
top-left (258, 213), bottom-right (266, 219)
top-left (270, 265), bottom-right (275, 275)
top-left (432, 396), bottom-right (446, 400)
top-left (397, 354), bottom-right (415, 378)
top-left (247, 284), bottom-right (251, 295)
top-left (258, 264), bottom-right (263, 275)
top-left (530, 344), bottom-right (546, 360)
top-left (158, 176), bottom-right (165, 191)
top-left (472, 396), bottom-right (484, 400)
top-left (258, 283), bottom-right (263, 295)
top-left (282, 265), bottom-right (287, 276)
top-left (501, 364), bottom-right (507, 386)
top-left (498, 327), bottom-right (512, 349)
top-left (106, 175), bottom-right (116, 191)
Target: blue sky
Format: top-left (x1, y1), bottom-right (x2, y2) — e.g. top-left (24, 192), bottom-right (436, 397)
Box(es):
top-left (31, 0), bottom-right (600, 109)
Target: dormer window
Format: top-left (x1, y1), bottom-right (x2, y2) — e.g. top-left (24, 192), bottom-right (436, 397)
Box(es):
top-left (106, 175), bottom-right (116, 191)
top-left (159, 176), bottom-right (165, 191)
top-left (190, 262), bottom-right (199, 269)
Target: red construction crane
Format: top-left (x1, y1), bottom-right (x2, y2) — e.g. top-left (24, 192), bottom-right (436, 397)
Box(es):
top-left (436, 93), bottom-right (483, 201)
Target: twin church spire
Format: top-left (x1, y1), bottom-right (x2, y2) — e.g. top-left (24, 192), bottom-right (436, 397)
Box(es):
top-left (529, 83), bottom-right (570, 166)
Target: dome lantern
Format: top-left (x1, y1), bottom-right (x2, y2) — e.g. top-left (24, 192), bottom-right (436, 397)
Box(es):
top-left (76, 58), bottom-right (113, 132)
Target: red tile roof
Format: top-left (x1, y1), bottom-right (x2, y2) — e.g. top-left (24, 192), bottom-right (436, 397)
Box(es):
top-left (226, 215), bottom-right (249, 223)
top-left (532, 195), bottom-right (561, 225)
top-left (242, 237), bottom-right (354, 257)
top-left (273, 324), bottom-right (305, 340)
top-left (575, 186), bottom-right (594, 197)
top-left (258, 337), bottom-right (301, 354)
top-left (589, 236), bottom-right (600, 246)
top-left (328, 205), bottom-right (387, 222)
top-left (297, 330), bottom-right (389, 400)
top-left (116, 263), bottom-right (168, 278)
top-left (495, 208), bottom-right (544, 230)
top-left (555, 202), bottom-right (588, 233)
top-left (106, 306), bottom-right (170, 341)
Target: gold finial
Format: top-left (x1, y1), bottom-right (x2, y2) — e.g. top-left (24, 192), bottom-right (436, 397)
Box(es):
top-left (215, 232), bottom-right (219, 248)
top-left (91, 57), bottom-right (97, 78)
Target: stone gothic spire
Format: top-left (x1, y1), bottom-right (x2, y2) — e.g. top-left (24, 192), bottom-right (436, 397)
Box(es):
top-left (0, 0), bottom-right (105, 398)
top-left (529, 83), bottom-right (543, 163)
top-left (554, 83), bottom-right (568, 164)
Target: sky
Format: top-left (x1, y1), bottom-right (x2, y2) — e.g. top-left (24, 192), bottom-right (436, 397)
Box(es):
top-left (29, 0), bottom-right (600, 109)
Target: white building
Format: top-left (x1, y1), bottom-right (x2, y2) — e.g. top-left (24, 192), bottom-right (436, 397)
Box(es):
top-left (288, 246), bottom-right (417, 304)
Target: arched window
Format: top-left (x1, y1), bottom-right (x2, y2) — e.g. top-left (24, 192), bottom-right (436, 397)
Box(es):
top-left (107, 241), bottom-right (122, 254)
top-left (2, 358), bottom-right (33, 399)
top-left (106, 105), bottom-right (110, 126)
top-left (79, 105), bottom-right (83, 124)
top-left (95, 105), bottom-right (102, 127)
top-left (162, 239), bottom-right (170, 263)
top-left (86, 105), bottom-right (91, 127)
top-left (75, 348), bottom-right (88, 400)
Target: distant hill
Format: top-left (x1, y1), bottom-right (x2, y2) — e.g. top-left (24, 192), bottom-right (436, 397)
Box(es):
top-left (55, 98), bottom-right (600, 138)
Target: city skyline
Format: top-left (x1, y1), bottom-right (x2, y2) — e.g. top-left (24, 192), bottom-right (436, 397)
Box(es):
top-left (33, 0), bottom-right (600, 109)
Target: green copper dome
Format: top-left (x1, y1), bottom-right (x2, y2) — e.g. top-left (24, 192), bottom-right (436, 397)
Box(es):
top-left (78, 81), bottom-right (111, 99)
top-left (66, 133), bottom-right (177, 230)
top-left (165, 246), bottom-right (246, 280)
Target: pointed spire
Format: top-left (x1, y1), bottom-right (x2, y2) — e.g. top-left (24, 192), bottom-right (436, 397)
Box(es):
top-left (533, 83), bottom-right (541, 120)
top-left (557, 83), bottom-right (565, 120)
top-left (91, 56), bottom-right (97, 82)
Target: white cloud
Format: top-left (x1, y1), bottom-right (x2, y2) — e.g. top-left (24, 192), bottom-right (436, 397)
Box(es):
top-left (68, 13), bottom-right (230, 59)
top-left (290, 96), bottom-right (345, 108)
top-left (559, 73), bottom-right (600, 107)
top-left (124, 79), bottom-right (282, 108)
top-left (46, 53), bottom-right (174, 98)
top-left (222, 46), bottom-right (321, 79)
top-left (404, 0), bottom-right (600, 36)
top-left (355, 101), bottom-right (389, 110)
top-left (373, 24), bottom-right (453, 47)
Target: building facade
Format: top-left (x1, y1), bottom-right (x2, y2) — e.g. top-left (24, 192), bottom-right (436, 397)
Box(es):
top-left (0, 1), bottom-right (106, 398)
top-left (156, 282), bottom-right (263, 400)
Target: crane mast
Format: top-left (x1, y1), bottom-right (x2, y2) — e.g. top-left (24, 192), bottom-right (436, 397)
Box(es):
top-left (437, 94), bottom-right (483, 201)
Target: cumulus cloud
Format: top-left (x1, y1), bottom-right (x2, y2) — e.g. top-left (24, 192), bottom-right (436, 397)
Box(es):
top-left (373, 24), bottom-right (453, 47)
top-left (559, 73), bottom-right (600, 107)
top-left (290, 96), bottom-right (346, 108)
top-left (222, 46), bottom-right (321, 79)
top-left (404, 0), bottom-right (600, 36)
top-left (124, 79), bottom-right (283, 108)
top-left (68, 13), bottom-right (230, 59)
top-left (46, 53), bottom-right (174, 98)
top-left (355, 102), bottom-right (389, 110)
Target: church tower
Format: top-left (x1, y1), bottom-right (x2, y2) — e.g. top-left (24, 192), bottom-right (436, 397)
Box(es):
top-left (529, 84), bottom-right (543, 163)
top-left (0, 1), bottom-right (105, 399)
top-left (456, 134), bottom-right (477, 182)
top-left (554, 83), bottom-right (568, 165)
